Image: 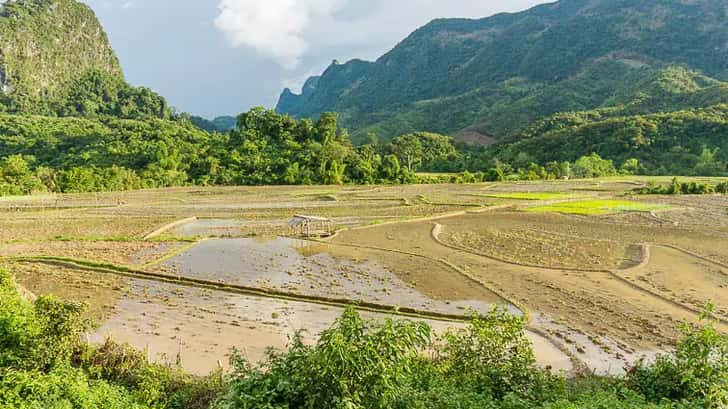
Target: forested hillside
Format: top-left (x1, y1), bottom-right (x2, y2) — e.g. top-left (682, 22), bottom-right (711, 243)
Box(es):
top-left (0, 0), bottom-right (725, 197)
top-left (277, 0), bottom-right (728, 144)
top-left (0, 0), bottom-right (170, 119)
top-left (0, 109), bottom-right (462, 194)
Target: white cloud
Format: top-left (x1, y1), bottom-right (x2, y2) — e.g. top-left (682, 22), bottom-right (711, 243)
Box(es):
top-left (215, 0), bottom-right (347, 69)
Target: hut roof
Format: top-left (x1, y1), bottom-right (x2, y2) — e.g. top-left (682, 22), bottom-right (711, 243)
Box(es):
top-left (288, 215), bottom-right (331, 227)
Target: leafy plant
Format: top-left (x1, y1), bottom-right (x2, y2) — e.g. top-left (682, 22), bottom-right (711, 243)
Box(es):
top-left (628, 305), bottom-right (727, 407)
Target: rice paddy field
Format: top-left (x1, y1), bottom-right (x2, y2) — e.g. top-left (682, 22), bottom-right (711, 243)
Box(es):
top-left (1, 176), bottom-right (726, 376)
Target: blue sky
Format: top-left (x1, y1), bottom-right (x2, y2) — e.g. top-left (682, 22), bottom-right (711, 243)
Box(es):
top-left (85, 0), bottom-right (547, 118)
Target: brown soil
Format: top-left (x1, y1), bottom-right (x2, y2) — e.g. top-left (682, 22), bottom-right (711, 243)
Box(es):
top-left (0, 241), bottom-right (176, 267)
top-left (5, 261), bottom-right (125, 323)
top-left (4, 180), bottom-right (726, 375)
top-left (441, 226), bottom-right (635, 270)
top-left (333, 218), bottom-right (728, 353)
top-left (620, 245), bottom-right (728, 319)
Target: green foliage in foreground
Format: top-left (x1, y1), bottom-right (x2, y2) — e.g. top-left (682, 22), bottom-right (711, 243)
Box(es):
top-left (1, 268), bottom-right (726, 408)
top-left (215, 305), bottom-right (726, 409)
top-left (0, 270), bottom-right (221, 409)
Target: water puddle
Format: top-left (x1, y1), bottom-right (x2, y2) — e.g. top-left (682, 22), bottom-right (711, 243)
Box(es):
top-left (174, 219), bottom-right (279, 237)
top-left (159, 237), bottom-right (508, 317)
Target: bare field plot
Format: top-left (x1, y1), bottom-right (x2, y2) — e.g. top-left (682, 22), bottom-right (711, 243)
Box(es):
top-left (4, 261), bottom-right (125, 322)
top-left (620, 246), bottom-right (728, 319)
top-left (439, 220), bottom-right (639, 270)
top-left (332, 219), bottom-right (719, 352)
top-left (0, 240), bottom-right (175, 266)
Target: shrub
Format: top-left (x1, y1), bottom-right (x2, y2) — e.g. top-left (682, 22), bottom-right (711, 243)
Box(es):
top-left (0, 270), bottom-right (222, 409)
top-left (215, 307), bottom-right (431, 409)
top-left (438, 308), bottom-right (560, 401)
top-left (628, 305), bottom-right (727, 407)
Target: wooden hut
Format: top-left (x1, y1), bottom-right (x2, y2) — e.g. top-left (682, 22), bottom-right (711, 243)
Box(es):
top-left (288, 215), bottom-right (333, 237)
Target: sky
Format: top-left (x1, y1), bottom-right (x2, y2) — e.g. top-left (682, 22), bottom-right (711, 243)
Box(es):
top-left (85, 0), bottom-right (547, 118)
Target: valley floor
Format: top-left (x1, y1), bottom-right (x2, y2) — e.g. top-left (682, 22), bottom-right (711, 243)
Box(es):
top-left (1, 176), bottom-right (726, 375)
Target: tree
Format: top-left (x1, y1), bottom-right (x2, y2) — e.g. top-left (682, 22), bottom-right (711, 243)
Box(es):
top-left (620, 158), bottom-right (643, 175)
top-left (381, 154), bottom-right (402, 182)
top-left (573, 153), bottom-right (617, 178)
top-left (391, 133), bottom-right (424, 172)
top-left (694, 147), bottom-right (725, 176)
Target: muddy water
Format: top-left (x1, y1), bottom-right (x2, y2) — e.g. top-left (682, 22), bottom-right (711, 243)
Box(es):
top-left (174, 217), bottom-right (394, 238)
top-left (161, 237), bottom-right (507, 317)
top-left (91, 279), bottom-right (572, 375)
top-left (175, 219), bottom-right (280, 237)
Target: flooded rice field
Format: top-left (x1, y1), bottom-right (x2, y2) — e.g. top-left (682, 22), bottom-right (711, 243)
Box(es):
top-left (6, 181), bottom-right (726, 379)
top-left (157, 236), bottom-right (510, 317)
top-left (89, 278), bottom-right (572, 375)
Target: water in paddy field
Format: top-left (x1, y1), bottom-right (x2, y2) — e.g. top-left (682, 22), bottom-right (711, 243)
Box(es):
top-left (90, 278), bottom-right (572, 375)
top-left (175, 219), bottom-right (278, 237)
top-left (161, 236), bottom-right (514, 317)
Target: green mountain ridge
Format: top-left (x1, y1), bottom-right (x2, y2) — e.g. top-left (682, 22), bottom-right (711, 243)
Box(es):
top-left (189, 115), bottom-right (238, 132)
top-left (276, 0), bottom-right (728, 144)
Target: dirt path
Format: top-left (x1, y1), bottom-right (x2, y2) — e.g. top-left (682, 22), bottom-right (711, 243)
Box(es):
top-left (143, 217), bottom-right (198, 240)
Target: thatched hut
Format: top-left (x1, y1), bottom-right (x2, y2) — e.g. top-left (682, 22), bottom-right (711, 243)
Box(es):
top-left (288, 215), bottom-right (333, 237)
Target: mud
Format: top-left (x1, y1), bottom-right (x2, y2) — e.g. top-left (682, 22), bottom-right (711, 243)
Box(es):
top-left (158, 237), bottom-right (507, 317)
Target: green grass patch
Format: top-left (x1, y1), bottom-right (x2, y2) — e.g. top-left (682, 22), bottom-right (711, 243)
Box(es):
top-left (526, 199), bottom-right (670, 215)
top-left (483, 192), bottom-right (586, 201)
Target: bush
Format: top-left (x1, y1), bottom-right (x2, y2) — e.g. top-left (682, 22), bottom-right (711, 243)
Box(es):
top-left (633, 177), bottom-right (726, 196)
top-left (628, 305), bottom-right (727, 407)
top-left (215, 307), bottom-right (431, 409)
top-left (75, 340), bottom-right (223, 409)
top-left (0, 365), bottom-right (142, 409)
top-left (438, 308), bottom-right (549, 399)
top-left (0, 270), bottom-right (222, 409)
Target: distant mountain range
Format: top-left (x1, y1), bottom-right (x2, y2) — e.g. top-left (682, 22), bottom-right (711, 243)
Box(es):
top-left (276, 0), bottom-right (728, 144)
top-left (0, 0), bottom-right (725, 179)
top-left (189, 115), bottom-right (237, 133)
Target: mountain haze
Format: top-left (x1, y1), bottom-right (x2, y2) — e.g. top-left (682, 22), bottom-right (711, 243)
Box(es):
top-left (277, 0), bottom-right (728, 143)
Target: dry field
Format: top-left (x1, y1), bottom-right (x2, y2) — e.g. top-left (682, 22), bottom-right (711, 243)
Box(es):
top-left (1, 177), bottom-right (726, 375)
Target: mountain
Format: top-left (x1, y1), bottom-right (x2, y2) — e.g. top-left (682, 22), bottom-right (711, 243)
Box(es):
top-left (0, 0), bottom-right (169, 119)
top-left (190, 115), bottom-right (237, 132)
top-left (276, 0), bottom-right (728, 144)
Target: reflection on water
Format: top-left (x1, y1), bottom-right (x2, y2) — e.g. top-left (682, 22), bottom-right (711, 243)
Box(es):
top-left (162, 237), bottom-right (510, 316)
top-left (175, 219), bottom-right (279, 237)
top-left (91, 278), bottom-right (570, 375)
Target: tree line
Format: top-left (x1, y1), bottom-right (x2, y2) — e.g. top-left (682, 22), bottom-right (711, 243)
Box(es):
top-left (1, 104), bottom-right (727, 196)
